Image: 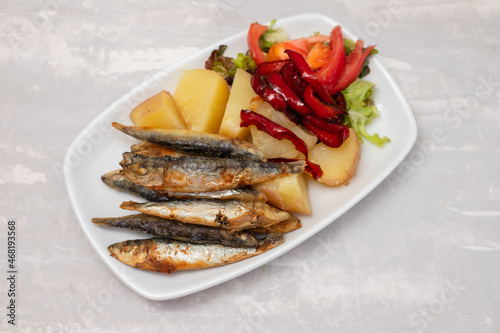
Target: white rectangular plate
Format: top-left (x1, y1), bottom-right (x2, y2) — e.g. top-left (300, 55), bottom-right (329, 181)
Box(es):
top-left (64, 13), bottom-right (417, 301)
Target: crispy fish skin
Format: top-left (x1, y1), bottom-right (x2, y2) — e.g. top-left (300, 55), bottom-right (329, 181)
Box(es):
top-left (130, 142), bottom-right (186, 157)
top-left (120, 154), bottom-right (306, 193)
top-left (102, 169), bottom-right (267, 202)
top-left (112, 122), bottom-right (265, 160)
top-left (120, 199), bottom-right (293, 231)
top-left (92, 214), bottom-right (259, 248)
top-left (108, 234), bottom-right (284, 273)
top-left (248, 216), bottom-right (302, 234)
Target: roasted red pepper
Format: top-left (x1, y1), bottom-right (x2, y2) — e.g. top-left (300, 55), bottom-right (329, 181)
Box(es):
top-left (305, 160), bottom-right (323, 180)
top-left (326, 39), bottom-right (377, 95)
top-left (304, 113), bottom-right (349, 136)
top-left (250, 73), bottom-right (288, 112)
top-left (247, 23), bottom-right (269, 66)
top-left (280, 62), bottom-right (306, 98)
top-left (251, 72), bottom-right (302, 125)
top-left (256, 59), bottom-right (290, 77)
top-left (284, 49), bottom-right (335, 105)
top-left (303, 85), bottom-right (345, 121)
top-left (316, 25), bottom-right (347, 96)
top-left (302, 117), bottom-right (349, 148)
top-left (240, 109), bottom-right (309, 158)
top-left (334, 92), bottom-right (347, 111)
top-left (264, 71), bottom-right (311, 116)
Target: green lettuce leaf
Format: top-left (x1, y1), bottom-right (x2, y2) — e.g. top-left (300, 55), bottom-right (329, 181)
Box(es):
top-left (232, 52), bottom-right (256, 72)
top-left (343, 78), bottom-right (390, 147)
top-left (259, 19), bottom-right (288, 52)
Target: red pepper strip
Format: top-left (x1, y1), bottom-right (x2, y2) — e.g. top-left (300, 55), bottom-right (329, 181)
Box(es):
top-left (285, 49), bottom-right (335, 105)
top-left (303, 117), bottom-right (349, 148)
top-left (264, 72), bottom-right (311, 116)
top-left (250, 73), bottom-right (288, 112)
top-left (283, 108), bottom-right (303, 125)
top-left (251, 72), bottom-right (302, 125)
top-left (247, 23), bottom-right (269, 65)
top-left (281, 62), bottom-right (306, 98)
top-left (316, 25), bottom-right (346, 96)
top-left (305, 160), bottom-right (323, 180)
top-left (256, 60), bottom-right (290, 77)
top-left (334, 92), bottom-right (347, 111)
top-left (240, 109), bottom-right (309, 158)
top-left (303, 85), bottom-right (345, 121)
top-left (304, 113), bottom-right (350, 136)
top-left (327, 40), bottom-right (377, 95)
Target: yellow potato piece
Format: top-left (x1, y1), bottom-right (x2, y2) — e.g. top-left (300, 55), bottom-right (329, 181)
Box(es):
top-left (173, 69), bottom-right (230, 133)
top-left (253, 173), bottom-right (311, 215)
top-left (219, 68), bottom-right (259, 139)
top-left (308, 128), bottom-right (361, 187)
top-left (129, 90), bottom-right (186, 129)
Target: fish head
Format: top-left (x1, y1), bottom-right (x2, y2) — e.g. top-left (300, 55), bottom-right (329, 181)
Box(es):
top-left (122, 160), bottom-right (164, 187)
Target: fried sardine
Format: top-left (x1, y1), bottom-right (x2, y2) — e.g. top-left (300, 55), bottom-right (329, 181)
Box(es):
top-left (108, 234), bottom-right (284, 273)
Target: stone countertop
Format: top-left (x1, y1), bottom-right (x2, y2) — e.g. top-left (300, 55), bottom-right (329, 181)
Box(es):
top-left (1, 1), bottom-right (499, 332)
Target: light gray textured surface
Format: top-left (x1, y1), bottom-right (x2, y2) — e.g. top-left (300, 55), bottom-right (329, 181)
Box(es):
top-left (1, 0), bottom-right (499, 332)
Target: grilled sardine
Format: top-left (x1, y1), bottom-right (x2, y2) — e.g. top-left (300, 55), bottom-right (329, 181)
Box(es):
top-left (92, 214), bottom-right (259, 247)
top-left (120, 199), bottom-right (294, 231)
top-left (120, 154), bottom-right (306, 193)
top-left (113, 122), bottom-right (265, 160)
top-left (102, 169), bottom-right (267, 202)
top-left (108, 234), bottom-right (284, 273)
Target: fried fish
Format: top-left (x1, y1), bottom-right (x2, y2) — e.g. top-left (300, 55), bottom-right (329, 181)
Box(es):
top-left (108, 234), bottom-right (284, 273)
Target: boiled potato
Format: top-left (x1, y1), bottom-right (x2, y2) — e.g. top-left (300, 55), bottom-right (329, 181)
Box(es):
top-left (253, 173), bottom-right (311, 215)
top-left (173, 69), bottom-right (230, 133)
top-left (250, 102), bottom-right (317, 159)
top-left (129, 90), bottom-right (186, 129)
top-left (308, 128), bottom-right (361, 186)
top-left (219, 68), bottom-right (259, 139)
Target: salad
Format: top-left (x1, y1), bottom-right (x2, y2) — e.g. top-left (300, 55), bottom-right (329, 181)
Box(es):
top-left (205, 20), bottom-right (390, 151)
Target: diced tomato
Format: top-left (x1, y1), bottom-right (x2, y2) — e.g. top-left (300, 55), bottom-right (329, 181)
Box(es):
top-left (247, 23), bottom-right (269, 65)
top-left (306, 42), bottom-right (331, 70)
top-left (266, 35), bottom-right (329, 62)
top-left (267, 42), bottom-right (309, 62)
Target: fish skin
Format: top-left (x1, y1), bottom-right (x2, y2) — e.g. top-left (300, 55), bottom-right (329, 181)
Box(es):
top-left (120, 199), bottom-right (294, 231)
top-left (120, 154), bottom-right (306, 193)
top-left (112, 122), bottom-right (265, 160)
top-left (107, 234), bottom-right (284, 273)
top-left (92, 214), bottom-right (259, 248)
top-left (130, 142), bottom-right (186, 157)
top-left (101, 169), bottom-right (267, 202)
top-left (248, 216), bottom-right (302, 234)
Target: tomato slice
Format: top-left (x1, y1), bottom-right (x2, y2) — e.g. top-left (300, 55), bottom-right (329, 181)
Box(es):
top-left (316, 25), bottom-right (346, 94)
top-left (247, 23), bottom-right (269, 65)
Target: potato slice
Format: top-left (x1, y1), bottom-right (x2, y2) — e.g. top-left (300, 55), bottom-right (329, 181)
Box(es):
top-left (308, 128), bottom-right (361, 186)
top-left (129, 90), bottom-right (186, 129)
top-left (253, 173), bottom-right (311, 215)
top-left (174, 69), bottom-right (230, 133)
top-left (219, 68), bottom-right (259, 139)
top-left (250, 102), bottom-right (317, 159)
